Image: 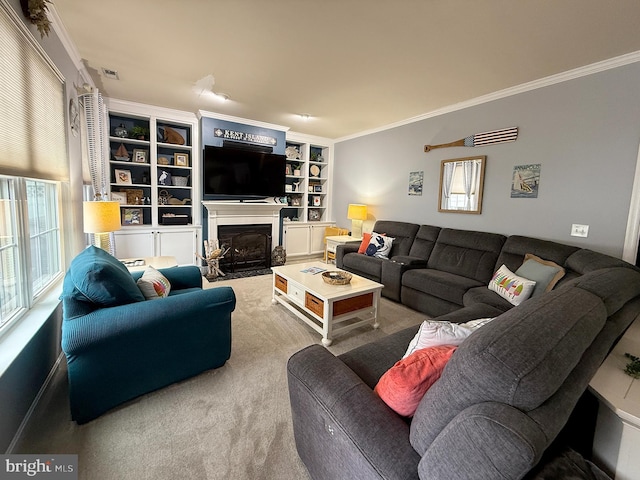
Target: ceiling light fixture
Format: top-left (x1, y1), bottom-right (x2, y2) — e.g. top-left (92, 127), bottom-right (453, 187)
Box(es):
top-left (101, 68), bottom-right (119, 80)
top-left (215, 93), bottom-right (229, 102)
top-left (299, 114), bottom-right (311, 121)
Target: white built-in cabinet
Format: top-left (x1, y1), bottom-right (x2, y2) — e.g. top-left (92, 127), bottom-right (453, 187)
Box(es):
top-left (283, 221), bottom-right (335, 257)
top-left (113, 228), bottom-right (201, 266)
top-left (106, 99), bottom-right (201, 265)
top-left (281, 133), bottom-right (334, 257)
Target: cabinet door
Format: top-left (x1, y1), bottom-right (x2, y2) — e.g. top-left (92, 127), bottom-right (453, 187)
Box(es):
top-left (309, 225), bottom-right (328, 254)
top-left (284, 225), bottom-right (310, 256)
top-left (114, 230), bottom-right (155, 259)
top-left (157, 229), bottom-right (199, 266)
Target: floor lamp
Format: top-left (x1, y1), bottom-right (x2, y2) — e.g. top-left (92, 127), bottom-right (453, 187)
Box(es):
top-left (347, 204), bottom-right (367, 239)
top-left (83, 201), bottom-right (122, 251)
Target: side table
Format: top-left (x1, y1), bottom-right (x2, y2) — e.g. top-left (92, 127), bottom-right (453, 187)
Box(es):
top-left (325, 235), bottom-right (362, 264)
top-left (120, 256), bottom-right (178, 272)
top-left (589, 317), bottom-right (640, 479)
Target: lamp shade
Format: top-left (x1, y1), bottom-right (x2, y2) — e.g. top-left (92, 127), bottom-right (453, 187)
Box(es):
top-left (83, 201), bottom-right (122, 233)
top-left (347, 204), bottom-right (367, 221)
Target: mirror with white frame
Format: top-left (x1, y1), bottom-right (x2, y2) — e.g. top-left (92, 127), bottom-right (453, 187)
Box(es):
top-left (438, 156), bottom-right (486, 214)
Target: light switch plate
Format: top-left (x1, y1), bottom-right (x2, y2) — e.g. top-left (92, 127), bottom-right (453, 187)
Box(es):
top-left (571, 224), bottom-right (589, 237)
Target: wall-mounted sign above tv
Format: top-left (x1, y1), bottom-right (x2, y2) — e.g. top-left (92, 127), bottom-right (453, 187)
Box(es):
top-left (203, 145), bottom-right (286, 197)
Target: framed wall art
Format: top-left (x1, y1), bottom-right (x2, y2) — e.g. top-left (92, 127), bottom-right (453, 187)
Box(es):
top-left (174, 152), bottom-right (189, 167)
top-left (122, 208), bottom-right (142, 225)
top-left (111, 191), bottom-right (127, 205)
top-left (115, 169), bottom-right (132, 185)
top-left (132, 149), bottom-right (148, 163)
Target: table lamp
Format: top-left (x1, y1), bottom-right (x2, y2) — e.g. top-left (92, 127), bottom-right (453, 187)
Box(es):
top-left (83, 201), bottom-right (122, 251)
top-left (347, 204), bottom-right (367, 239)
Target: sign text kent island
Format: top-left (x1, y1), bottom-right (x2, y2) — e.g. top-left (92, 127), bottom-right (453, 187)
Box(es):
top-left (214, 128), bottom-right (277, 146)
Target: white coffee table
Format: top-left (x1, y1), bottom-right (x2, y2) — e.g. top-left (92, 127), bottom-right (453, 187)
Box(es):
top-left (272, 261), bottom-right (383, 346)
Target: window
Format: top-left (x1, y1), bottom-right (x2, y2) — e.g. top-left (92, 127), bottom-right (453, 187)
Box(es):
top-left (0, 176), bottom-right (61, 332)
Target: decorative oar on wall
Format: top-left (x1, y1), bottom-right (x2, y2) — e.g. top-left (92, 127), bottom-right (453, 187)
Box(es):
top-left (424, 127), bottom-right (518, 152)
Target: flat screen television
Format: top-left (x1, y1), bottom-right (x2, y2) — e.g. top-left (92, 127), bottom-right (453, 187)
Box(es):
top-left (203, 145), bottom-right (286, 197)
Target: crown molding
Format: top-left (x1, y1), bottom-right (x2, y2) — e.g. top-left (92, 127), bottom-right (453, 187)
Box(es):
top-left (48, 3), bottom-right (93, 87)
top-left (336, 51), bottom-right (640, 143)
top-left (198, 110), bottom-right (289, 132)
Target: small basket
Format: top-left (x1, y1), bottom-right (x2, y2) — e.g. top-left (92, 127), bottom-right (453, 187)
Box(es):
top-left (172, 176), bottom-right (189, 186)
top-left (322, 271), bottom-right (352, 285)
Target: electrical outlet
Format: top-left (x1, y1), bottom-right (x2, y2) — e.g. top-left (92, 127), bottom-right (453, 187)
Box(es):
top-left (571, 224), bottom-right (589, 238)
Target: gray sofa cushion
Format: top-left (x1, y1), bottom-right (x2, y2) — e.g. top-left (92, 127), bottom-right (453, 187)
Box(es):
top-left (341, 253), bottom-right (383, 281)
top-left (496, 235), bottom-right (579, 274)
top-left (403, 268), bottom-right (484, 306)
top-left (463, 285), bottom-right (514, 311)
top-left (427, 229), bottom-right (506, 283)
top-left (408, 225), bottom-right (441, 260)
top-left (565, 248), bottom-right (634, 275)
top-left (410, 284), bottom-right (607, 455)
top-left (372, 220), bottom-right (420, 258)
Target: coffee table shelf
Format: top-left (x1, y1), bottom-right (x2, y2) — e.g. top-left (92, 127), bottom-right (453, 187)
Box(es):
top-left (272, 262), bottom-right (383, 346)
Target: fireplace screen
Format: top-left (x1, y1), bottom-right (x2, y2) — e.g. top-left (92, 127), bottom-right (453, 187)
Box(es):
top-left (217, 224), bottom-right (272, 273)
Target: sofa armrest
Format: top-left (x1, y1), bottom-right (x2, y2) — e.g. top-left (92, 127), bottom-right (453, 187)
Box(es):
top-left (288, 344), bottom-right (420, 480)
top-left (417, 402), bottom-right (547, 480)
top-left (336, 244), bottom-right (360, 268)
top-left (62, 286), bottom-right (235, 356)
top-left (130, 265), bottom-right (203, 289)
top-left (380, 256), bottom-right (428, 302)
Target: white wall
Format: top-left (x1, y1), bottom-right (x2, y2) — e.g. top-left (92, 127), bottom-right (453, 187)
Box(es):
top-left (332, 61), bottom-right (640, 258)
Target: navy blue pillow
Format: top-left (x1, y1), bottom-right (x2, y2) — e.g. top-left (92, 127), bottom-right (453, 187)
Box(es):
top-left (65, 246), bottom-right (145, 307)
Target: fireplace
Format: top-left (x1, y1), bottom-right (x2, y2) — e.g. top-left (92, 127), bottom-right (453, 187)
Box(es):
top-left (218, 224), bottom-right (272, 273)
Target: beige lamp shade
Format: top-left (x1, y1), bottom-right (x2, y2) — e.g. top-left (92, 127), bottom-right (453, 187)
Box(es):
top-left (347, 204), bottom-right (367, 221)
top-left (83, 201), bottom-right (122, 233)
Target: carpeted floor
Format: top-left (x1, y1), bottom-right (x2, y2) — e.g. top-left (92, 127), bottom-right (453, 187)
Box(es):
top-left (14, 273), bottom-right (427, 479)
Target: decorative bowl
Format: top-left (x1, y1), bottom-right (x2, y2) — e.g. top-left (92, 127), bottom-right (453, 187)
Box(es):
top-left (322, 271), bottom-right (352, 285)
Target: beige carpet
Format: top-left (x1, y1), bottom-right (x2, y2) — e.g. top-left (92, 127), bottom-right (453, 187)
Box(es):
top-left (14, 273), bottom-right (426, 479)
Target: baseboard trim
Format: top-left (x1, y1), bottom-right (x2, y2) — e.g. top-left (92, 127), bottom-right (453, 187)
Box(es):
top-left (5, 353), bottom-right (64, 454)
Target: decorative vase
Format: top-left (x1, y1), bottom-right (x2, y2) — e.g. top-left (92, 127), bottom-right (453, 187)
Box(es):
top-left (114, 124), bottom-right (128, 138)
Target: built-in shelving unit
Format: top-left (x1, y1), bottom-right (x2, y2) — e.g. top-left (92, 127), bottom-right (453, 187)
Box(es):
top-left (106, 99), bottom-right (201, 265)
top-left (282, 136), bottom-right (332, 223)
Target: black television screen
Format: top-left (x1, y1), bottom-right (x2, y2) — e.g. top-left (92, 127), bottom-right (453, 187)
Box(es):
top-left (203, 145), bottom-right (286, 197)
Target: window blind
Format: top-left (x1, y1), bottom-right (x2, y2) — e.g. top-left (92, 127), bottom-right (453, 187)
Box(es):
top-left (0, 2), bottom-right (68, 181)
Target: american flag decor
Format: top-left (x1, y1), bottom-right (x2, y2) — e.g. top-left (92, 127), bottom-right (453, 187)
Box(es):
top-left (424, 127), bottom-right (518, 152)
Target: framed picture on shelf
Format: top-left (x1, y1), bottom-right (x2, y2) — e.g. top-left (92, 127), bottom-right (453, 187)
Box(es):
top-left (125, 189), bottom-right (144, 205)
top-left (132, 149), bottom-right (148, 163)
top-left (174, 152), bottom-right (189, 167)
top-left (115, 169), bottom-right (132, 185)
top-left (292, 196), bottom-right (302, 206)
top-left (122, 208), bottom-right (142, 225)
top-left (285, 165), bottom-right (291, 175)
top-left (308, 209), bottom-right (321, 221)
top-left (312, 196), bottom-right (321, 206)
top-left (111, 191), bottom-right (127, 205)
top-left (313, 185), bottom-right (323, 193)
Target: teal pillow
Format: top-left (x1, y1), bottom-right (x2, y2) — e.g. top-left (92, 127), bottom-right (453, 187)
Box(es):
top-left (67, 246), bottom-right (145, 307)
top-left (515, 253), bottom-right (566, 298)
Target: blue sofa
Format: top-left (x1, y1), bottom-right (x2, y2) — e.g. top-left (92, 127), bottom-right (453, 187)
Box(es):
top-left (60, 246), bottom-right (236, 424)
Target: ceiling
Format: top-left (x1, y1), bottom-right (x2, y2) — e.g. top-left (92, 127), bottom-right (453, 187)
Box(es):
top-left (52, 0), bottom-right (640, 140)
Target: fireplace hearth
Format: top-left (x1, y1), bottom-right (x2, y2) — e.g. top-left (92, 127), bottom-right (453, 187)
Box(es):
top-left (218, 224), bottom-right (272, 273)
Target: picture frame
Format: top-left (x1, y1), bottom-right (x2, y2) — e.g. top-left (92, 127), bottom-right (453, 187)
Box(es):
top-left (158, 169), bottom-right (172, 186)
top-left (132, 149), bottom-right (148, 163)
top-left (122, 208), bottom-right (142, 225)
top-left (313, 185), bottom-right (323, 193)
top-left (291, 196), bottom-right (301, 206)
top-left (115, 169), bottom-right (132, 185)
top-left (308, 208), bottom-right (321, 221)
top-left (174, 152), bottom-right (189, 167)
top-left (312, 196), bottom-right (321, 206)
top-left (125, 189), bottom-right (144, 205)
top-left (111, 191), bottom-right (127, 205)
top-left (285, 165), bottom-right (291, 175)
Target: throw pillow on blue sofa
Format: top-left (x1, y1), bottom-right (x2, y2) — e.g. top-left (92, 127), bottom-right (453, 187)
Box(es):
top-left (65, 246), bottom-right (145, 307)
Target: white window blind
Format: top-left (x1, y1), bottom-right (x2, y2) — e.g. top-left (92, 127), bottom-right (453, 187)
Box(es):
top-left (0, 2), bottom-right (67, 181)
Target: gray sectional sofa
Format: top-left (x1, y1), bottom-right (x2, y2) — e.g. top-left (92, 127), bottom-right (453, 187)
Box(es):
top-left (288, 221), bottom-right (640, 479)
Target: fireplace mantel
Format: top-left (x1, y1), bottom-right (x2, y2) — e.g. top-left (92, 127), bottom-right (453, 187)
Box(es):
top-left (202, 200), bottom-right (285, 247)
